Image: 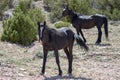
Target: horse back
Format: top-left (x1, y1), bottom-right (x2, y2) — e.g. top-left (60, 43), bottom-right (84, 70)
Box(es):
top-left (55, 27), bottom-right (74, 44)
top-left (43, 27), bottom-right (74, 50)
top-left (72, 15), bottom-right (96, 29)
top-left (92, 14), bottom-right (106, 25)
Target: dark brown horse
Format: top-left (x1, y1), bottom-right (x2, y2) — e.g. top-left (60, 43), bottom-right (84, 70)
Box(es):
top-left (62, 6), bottom-right (109, 44)
top-left (37, 21), bottom-right (88, 75)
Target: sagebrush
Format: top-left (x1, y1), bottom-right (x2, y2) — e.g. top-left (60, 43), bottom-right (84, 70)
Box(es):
top-left (1, 0), bottom-right (45, 45)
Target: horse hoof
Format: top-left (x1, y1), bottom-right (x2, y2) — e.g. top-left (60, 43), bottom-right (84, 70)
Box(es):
top-left (40, 72), bottom-right (44, 75)
top-left (58, 74), bottom-right (62, 76)
top-left (95, 41), bottom-right (101, 45)
top-left (58, 73), bottom-right (62, 76)
top-left (95, 43), bottom-right (99, 45)
top-left (95, 42), bottom-right (100, 45)
top-left (58, 72), bottom-right (62, 76)
top-left (67, 73), bottom-right (73, 77)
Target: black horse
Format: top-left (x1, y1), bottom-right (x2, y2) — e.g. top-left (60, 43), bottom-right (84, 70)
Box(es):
top-left (37, 21), bottom-right (88, 75)
top-left (62, 6), bottom-right (109, 44)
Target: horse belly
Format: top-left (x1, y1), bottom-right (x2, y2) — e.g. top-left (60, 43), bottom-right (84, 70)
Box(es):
top-left (82, 23), bottom-right (95, 29)
top-left (55, 37), bottom-right (68, 49)
top-left (81, 20), bottom-right (96, 29)
top-left (44, 37), bottom-right (68, 51)
top-left (43, 43), bottom-right (54, 51)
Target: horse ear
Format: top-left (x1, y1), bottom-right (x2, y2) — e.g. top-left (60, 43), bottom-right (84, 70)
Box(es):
top-left (65, 5), bottom-right (69, 9)
top-left (63, 5), bottom-right (66, 8)
top-left (43, 21), bottom-right (46, 26)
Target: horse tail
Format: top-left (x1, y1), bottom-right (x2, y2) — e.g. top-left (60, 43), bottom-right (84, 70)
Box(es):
top-left (74, 34), bottom-right (89, 51)
top-left (103, 17), bottom-right (108, 40)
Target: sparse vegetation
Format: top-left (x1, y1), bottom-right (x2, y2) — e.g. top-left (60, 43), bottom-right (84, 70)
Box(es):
top-left (97, 0), bottom-right (120, 20)
top-left (69, 0), bottom-right (92, 15)
top-left (0, 0), bottom-right (12, 19)
top-left (54, 21), bottom-right (70, 28)
top-left (43, 0), bottom-right (66, 23)
top-left (43, 0), bottom-right (120, 22)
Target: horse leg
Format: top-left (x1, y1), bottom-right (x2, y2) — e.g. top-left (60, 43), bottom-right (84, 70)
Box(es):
top-left (54, 50), bottom-right (62, 75)
top-left (64, 47), bottom-right (71, 74)
top-left (76, 28), bottom-right (80, 35)
top-left (96, 27), bottom-right (102, 44)
top-left (64, 47), bottom-right (69, 59)
top-left (79, 29), bottom-right (86, 43)
top-left (41, 48), bottom-right (48, 75)
top-left (68, 45), bottom-right (73, 75)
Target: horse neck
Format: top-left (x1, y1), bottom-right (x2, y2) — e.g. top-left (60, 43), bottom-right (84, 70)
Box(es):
top-left (42, 26), bottom-right (51, 42)
top-left (69, 11), bottom-right (77, 23)
top-left (44, 27), bottom-right (49, 32)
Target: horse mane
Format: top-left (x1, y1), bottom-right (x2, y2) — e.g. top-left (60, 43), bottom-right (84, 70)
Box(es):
top-left (69, 9), bottom-right (91, 18)
top-left (69, 9), bottom-right (78, 22)
top-left (42, 25), bottom-right (59, 43)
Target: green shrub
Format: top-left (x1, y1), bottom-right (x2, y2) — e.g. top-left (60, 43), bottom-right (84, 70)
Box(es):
top-left (97, 0), bottom-right (120, 20)
top-left (49, 7), bottom-right (62, 23)
top-left (69, 0), bottom-right (91, 15)
top-left (1, 12), bottom-right (37, 45)
top-left (17, 0), bottom-right (33, 13)
top-left (1, 0), bottom-right (45, 45)
top-left (48, 1), bottom-right (65, 23)
top-left (104, 8), bottom-right (120, 20)
top-left (43, 0), bottom-right (66, 23)
top-left (103, 10), bottom-right (111, 19)
top-left (43, 0), bottom-right (120, 21)
top-left (54, 21), bottom-right (71, 28)
top-left (111, 9), bottom-right (120, 21)
top-left (28, 8), bottom-right (46, 26)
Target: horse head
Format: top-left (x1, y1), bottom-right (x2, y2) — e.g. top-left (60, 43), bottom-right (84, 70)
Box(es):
top-left (37, 21), bottom-right (46, 42)
top-left (62, 5), bottom-right (71, 17)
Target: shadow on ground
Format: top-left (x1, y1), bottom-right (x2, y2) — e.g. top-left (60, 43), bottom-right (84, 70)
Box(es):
top-left (87, 43), bottom-right (111, 46)
top-left (43, 75), bottom-right (92, 80)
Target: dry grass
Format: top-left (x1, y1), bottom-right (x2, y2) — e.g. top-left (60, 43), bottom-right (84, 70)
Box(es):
top-left (0, 20), bottom-right (120, 80)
